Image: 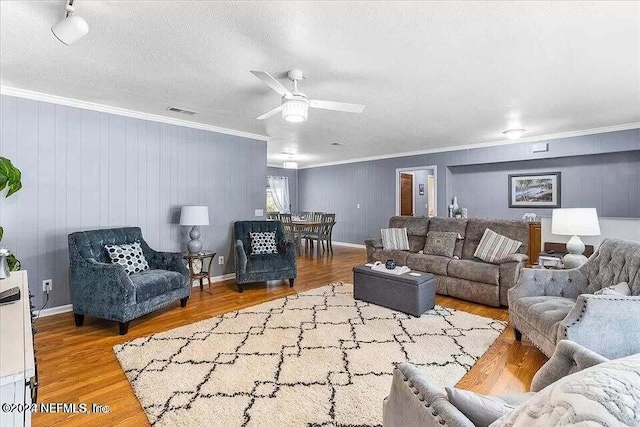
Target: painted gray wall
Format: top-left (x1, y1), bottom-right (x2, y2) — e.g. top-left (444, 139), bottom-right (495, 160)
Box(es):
top-left (451, 151), bottom-right (640, 220)
top-left (267, 166), bottom-right (298, 213)
top-left (0, 95), bottom-right (267, 309)
top-left (298, 129), bottom-right (640, 245)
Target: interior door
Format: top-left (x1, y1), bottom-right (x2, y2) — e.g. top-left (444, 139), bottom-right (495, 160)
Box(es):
top-left (400, 173), bottom-right (414, 216)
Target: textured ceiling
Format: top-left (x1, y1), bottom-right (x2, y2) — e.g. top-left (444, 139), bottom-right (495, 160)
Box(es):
top-left (1, 1), bottom-right (639, 167)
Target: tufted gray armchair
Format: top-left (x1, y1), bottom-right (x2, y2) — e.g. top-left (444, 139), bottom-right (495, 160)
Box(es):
top-left (508, 238), bottom-right (640, 359)
top-left (234, 220), bottom-right (297, 293)
top-left (68, 227), bottom-right (190, 335)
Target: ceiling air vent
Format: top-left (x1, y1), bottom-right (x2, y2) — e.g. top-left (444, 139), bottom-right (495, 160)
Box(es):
top-left (166, 106), bottom-right (198, 116)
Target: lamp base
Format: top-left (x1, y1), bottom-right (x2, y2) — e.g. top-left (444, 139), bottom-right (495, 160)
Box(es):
top-left (563, 235), bottom-right (588, 269)
top-left (187, 226), bottom-right (203, 254)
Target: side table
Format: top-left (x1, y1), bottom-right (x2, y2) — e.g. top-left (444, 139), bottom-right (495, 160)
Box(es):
top-left (183, 252), bottom-right (216, 293)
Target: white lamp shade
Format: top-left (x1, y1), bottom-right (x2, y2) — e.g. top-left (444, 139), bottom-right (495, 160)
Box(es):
top-left (282, 99), bottom-right (308, 122)
top-left (52, 15), bottom-right (89, 45)
top-left (180, 206), bottom-right (209, 226)
top-left (551, 208), bottom-right (601, 236)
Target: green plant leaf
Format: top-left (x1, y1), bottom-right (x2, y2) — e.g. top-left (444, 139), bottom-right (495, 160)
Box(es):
top-left (0, 157), bottom-right (22, 198)
top-left (7, 254), bottom-right (20, 271)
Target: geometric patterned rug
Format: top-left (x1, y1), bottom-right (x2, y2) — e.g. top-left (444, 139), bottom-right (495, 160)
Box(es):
top-left (114, 282), bottom-right (506, 426)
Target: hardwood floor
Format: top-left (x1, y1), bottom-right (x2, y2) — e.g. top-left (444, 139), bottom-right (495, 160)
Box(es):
top-left (32, 246), bottom-right (546, 426)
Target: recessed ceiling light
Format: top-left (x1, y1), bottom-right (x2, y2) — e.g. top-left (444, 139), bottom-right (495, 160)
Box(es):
top-left (503, 129), bottom-right (526, 140)
top-left (51, 0), bottom-right (89, 45)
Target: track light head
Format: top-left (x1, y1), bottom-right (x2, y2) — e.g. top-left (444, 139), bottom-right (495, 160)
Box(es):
top-left (52, 0), bottom-right (88, 45)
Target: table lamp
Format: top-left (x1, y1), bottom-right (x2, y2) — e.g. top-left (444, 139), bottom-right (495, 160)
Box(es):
top-left (551, 208), bottom-right (601, 269)
top-left (180, 206), bottom-right (210, 254)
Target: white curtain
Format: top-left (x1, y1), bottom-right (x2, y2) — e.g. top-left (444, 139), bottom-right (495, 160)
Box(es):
top-left (268, 176), bottom-right (290, 213)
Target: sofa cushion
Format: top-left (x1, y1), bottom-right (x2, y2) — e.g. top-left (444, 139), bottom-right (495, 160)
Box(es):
top-left (474, 228), bottom-right (523, 264)
top-left (104, 241), bottom-right (150, 275)
top-left (129, 269), bottom-right (186, 303)
top-left (249, 231), bottom-right (278, 255)
top-left (445, 387), bottom-right (514, 427)
top-left (448, 259), bottom-right (500, 286)
top-left (389, 216), bottom-right (429, 252)
top-left (427, 217), bottom-right (468, 258)
top-left (424, 231), bottom-right (457, 257)
top-left (246, 254), bottom-right (295, 274)
top-left (462, 219), bottom-right (528, 260)
top-left (511, 296), bottom-right (575, 343)
top-left (406, 253), bottom-right (451, 276)
top-left (370, 249), bottom-right (410, 266)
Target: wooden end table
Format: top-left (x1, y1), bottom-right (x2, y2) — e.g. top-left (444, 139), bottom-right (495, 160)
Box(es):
top-left (183, 252), bottom-right (216, 293)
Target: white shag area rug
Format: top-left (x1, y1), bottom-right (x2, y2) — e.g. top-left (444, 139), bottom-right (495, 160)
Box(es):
top-left (114, 282), bottom-right (506, 427)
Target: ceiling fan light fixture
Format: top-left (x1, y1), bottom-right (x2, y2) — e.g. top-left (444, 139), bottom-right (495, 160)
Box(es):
top-left (283, 161), bottom-right (298, 169)
top-left (503, 128), bottom-right (526, 140)
top-left (282, 98), bottom-right (308, 123)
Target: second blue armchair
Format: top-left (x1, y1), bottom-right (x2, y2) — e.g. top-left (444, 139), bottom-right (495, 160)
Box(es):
top-left (234, 220), bottom-right (297, 293)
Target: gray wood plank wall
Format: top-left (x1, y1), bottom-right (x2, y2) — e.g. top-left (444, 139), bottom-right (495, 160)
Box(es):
top-left (0, 95), bottom-right (267, 309)
top-left (298, 129), bottom-right (640, 245)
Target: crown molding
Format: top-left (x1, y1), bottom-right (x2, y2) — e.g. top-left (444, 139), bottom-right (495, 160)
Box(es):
top-left (0, 86), bottom-right (271, 142)
top-left (298, 122), bottom-right (640, 169)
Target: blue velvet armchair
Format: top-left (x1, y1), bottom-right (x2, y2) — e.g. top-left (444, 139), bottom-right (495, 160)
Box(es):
top-left (68, 227), bottom-right (190, 335)
top-left (234, 221), bottom-right (297, 293)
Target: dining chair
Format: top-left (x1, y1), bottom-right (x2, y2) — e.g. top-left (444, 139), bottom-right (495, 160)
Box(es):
top-left (279, 213), bottom-right (300, 255)
top-left (267, 212), bottom-right (280, 221)
top-left (300, 211), bottom-right (312, 220)
top-left (305, 214), bottom-right (335, 257)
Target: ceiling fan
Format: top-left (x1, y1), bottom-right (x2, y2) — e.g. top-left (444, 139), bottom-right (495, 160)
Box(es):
top-left (251, 69), bottom-right (366, 122)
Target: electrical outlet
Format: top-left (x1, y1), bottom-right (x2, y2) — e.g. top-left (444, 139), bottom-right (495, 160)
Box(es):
top-left (357, 203), bottom-right (360, 209)
top-left (218, 256), bottom-right (225, 265)
top-left (255, 209), bottom-right (264, 217)
top-left (42, 279), bottom-right (53, 293)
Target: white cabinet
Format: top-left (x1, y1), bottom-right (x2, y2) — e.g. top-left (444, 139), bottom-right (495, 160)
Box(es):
top-left (0, 271), bottom-right (35, 427)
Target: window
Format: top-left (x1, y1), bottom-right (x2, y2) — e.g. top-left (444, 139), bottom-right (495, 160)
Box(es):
top-left (266, 188), bottom-right (278, 213)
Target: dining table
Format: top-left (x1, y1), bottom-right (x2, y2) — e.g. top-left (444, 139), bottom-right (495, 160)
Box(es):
top-left (288, 219), bottom-right (322, 256)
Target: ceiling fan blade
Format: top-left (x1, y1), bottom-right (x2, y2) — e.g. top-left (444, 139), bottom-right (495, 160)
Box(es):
top-left (250, 71), bottom-right (292, 97)
top-left (309, 99), bottom-right (366, 113)
top-left (256, 105), bottom-right (283, 120)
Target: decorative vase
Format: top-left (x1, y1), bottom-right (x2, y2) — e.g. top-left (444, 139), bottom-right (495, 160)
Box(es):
top-left (452, 196), bottom-right (459, 211)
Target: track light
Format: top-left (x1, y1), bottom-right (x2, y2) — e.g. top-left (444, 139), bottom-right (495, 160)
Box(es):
top-left (52, 0), bottom-right (88, 45)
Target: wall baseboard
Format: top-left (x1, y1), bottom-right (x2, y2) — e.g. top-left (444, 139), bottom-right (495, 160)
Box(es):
top-left (331, 241), bottom-right (366, 249)
top-left (37, 303), bottom-right (73, 318)
top-left (191, 273), bottom-right (236, 287)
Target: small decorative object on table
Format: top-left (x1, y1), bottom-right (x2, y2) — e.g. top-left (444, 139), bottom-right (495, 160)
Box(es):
top-left (522, 212), bottom-right (537, 222)
top-left (385, 259), bottom-right (396, 269)
top-left (180, 206), bottom-right (210, 254)
top-left (183, 251), bottom-right (216, 293)
top-left (453, 208), bottom-right (464, 219)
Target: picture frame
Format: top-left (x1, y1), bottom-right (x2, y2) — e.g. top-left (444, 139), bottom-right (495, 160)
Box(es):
top-left (418, 183), bottom-right (425, 196)
top-left (508, 172), bottom-right (561, 208)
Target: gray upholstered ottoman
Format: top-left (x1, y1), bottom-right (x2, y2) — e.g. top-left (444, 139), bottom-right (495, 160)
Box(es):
top-left (353, 265), bottom-right (436, 317)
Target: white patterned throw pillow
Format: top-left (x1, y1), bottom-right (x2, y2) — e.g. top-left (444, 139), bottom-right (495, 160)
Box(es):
top-left (104, 241), bottom-right (150, 275)
top-left (474, 228), bottom-right (522, 264)
top-left (381, 228), bottom-right (410, 250)
top-left (249, 231), bottom-right (278, 255)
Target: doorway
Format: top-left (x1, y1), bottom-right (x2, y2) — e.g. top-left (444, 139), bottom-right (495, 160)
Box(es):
top-left (396, 166), bottom-right (437, 217)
